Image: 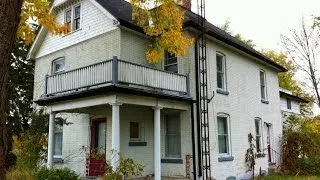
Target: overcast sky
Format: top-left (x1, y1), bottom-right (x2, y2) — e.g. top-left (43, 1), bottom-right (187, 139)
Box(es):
top-left (191, 0), bottom-right (320, 51)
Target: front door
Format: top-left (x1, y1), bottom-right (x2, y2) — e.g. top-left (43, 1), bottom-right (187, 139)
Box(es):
top-left (266, 123), bottom-right (272, 162)
top-left (89, 118), bottom-right (106, 177)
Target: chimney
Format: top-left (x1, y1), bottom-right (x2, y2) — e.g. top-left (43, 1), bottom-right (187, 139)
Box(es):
top-left (180, 0), bottom-right (191, 10)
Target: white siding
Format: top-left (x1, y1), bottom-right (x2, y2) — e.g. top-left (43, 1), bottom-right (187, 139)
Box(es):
top-left (36, 0), bottom-right (117, 58)
top-left (204, 40), bottom-right (282, 180)
top-left (280, 96), bottom-right (301, 114)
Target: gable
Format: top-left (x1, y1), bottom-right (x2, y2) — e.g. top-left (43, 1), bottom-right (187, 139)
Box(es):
top-left (31, 0), bottom-right (119, 59)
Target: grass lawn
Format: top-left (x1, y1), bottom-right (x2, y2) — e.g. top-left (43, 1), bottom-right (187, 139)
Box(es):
top-left (262, 174), bottom-right (320, 180)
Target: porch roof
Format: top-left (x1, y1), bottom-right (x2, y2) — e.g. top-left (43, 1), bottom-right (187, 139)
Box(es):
top-left (34, 84), bottom-right (195, 106)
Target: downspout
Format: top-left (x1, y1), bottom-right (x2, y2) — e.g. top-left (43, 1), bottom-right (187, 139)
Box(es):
top-left (190, 102), bottom-right (197, 180)
top-left (194, 40), bottom-right (202, 177)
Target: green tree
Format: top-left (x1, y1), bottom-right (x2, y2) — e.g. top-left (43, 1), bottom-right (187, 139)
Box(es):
top-left (218, 20), bottom-right (255, 48)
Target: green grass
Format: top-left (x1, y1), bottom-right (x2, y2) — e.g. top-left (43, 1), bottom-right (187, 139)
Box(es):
top-left (262, 174), bottom-right (320, 180)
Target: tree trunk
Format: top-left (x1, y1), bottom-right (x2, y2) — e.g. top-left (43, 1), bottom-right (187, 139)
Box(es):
top-left (0, 0), bottom-right (23, 178)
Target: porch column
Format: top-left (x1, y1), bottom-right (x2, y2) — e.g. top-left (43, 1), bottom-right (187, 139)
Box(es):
top-left (111, 103), bottom-right (122, 171)
top-left (153, 106), bottom-right (162, 180)
top-left (47, 112), bottom-right (56, 169)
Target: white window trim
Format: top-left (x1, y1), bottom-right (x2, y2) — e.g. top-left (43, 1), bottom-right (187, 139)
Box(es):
top-left (64, 3), bottom-right (82, 34)
top-left (52, 57), bottom-right (65, 74)
top-left (217, 113), bottom-right (231, 156)
top-left (260, 69), bottom-right (268, 101)
top-left (163, 51), bottom-right (179, 73)
top-left (254, 118), bottom-right (263, 153)
top-left (216, 52), bottom-right (227, 91)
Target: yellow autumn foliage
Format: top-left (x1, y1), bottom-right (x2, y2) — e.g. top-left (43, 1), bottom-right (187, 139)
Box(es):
top-left (17, 0), bottom-right (68, 44)
top-left (131, 0), bottom-right (194, 63)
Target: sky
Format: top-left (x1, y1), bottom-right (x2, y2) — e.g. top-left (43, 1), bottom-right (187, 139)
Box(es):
top-left (191, 0), bottom-right (320, 51)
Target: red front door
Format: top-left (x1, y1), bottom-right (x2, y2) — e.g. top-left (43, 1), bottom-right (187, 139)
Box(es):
top-left (89, 119), bottom-right (106, 177)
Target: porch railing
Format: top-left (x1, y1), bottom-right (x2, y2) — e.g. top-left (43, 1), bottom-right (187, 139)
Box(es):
top-left (45, 56), bottom-right (190, 96)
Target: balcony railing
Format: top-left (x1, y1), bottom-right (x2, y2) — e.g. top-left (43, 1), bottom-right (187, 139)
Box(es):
top-left (45, 56), bottom-right (190, 97)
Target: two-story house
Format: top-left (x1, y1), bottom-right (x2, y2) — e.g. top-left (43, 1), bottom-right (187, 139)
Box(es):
top-left (29, 0), bottom-right (286, 179)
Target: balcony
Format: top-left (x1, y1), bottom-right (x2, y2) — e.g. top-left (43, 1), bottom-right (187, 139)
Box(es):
top-left (40, 57), bottom-right (190, 103)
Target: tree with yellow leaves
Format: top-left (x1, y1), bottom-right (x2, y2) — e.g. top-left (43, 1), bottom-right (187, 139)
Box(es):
top-left (0, 0), bottom-right (66, 178)
top-left (130, 0), bottom-right (194, 63)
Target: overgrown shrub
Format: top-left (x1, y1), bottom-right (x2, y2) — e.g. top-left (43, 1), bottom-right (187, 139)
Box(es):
top-left (282, 115), bottom-right (320, 175)
top-left (5, 168), bottom-right (35, 180)
top-left (104, 154), bottom-right (144, 179)
top-left (297, 157), bottom-right (320, 175)
top-left (35, 167), bottom-right (79, 180)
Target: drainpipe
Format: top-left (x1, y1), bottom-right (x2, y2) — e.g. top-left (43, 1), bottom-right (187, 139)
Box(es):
top-left (190, 102), bottom-right (197, 180)
top-left (194, 41), bottom-right (202, 177)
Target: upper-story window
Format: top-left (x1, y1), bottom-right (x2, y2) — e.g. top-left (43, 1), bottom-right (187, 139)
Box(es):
top-left (52, 57), bottom-right (65, 74)
top-left (164, 52), bottom-right (178, 73)
top-left (216, 52), bottom-right (226, 90)
top-left (287, 98), bottom-right (292, 110)
top-left (260, 70), bottom-right (267, 101)
top-left (64, 4), bottom-right (81, 33)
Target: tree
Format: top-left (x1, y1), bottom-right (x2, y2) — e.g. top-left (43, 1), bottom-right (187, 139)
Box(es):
top-left (281, 19), bottom-right (320, 108)
top-left (218, 20), bottom-right (255, 48)
top-left (263, 50), bottom-right (313, 115)
top-left (130, 0), bottom-right (194, 63)
top-left (0, 1), bottom-right (66, 177)
top-left (7, 39), bottom-right (35, 153)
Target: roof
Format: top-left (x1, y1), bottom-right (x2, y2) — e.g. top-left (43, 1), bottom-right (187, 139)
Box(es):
top-left (95, 0), bottom-right (287, 72)
top-left (279, 89), bottom-right (309, 103)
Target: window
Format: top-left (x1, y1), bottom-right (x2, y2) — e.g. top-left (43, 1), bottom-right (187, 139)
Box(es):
top-left (74, 5), bottom-right (81, 30)
top-left (65, 9), bottom-right (72, 32)
top-left (54, 124), bottom-right (63, 158)
top-left (165, 114), bottom-right (181, 158)
top-left (216, 52), bottom-right (226, 90)
top-left (217, 114), bottom-right (230, 154)
top-left (164, 52), bottom-right (178, 73)
top-left (130, 122), bottom-right (140, 141)
top-left (255, 118), bottom-right (262, 152)
top-left (64, 4), bottom-right (81, 33)
top-left (260, 70), bottom-right (267, 100)
top-left (52, 58), bottom-right (65, 74)
top-left (287, 98), bottom-right (292, 110)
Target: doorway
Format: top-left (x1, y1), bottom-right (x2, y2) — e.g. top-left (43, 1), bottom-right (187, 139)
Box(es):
top-left (89, 118), bottom-right (106, 176)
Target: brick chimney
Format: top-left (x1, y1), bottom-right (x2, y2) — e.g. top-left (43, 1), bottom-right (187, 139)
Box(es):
top-left (180, 0), bottom-right (191, 10)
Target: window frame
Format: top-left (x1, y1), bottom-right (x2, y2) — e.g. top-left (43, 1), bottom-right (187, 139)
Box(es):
top-left (217, 113), bottom-right (231, 156)
top-left (216, 52), bottom-right (227, 91)
top-left (129, 121), bottom-right (141, 142)
top-left (164, 51), bottom-right (178, 73)
top-left (64, 8), bottom-right (72, 32)
top-left (73, 4), bottom-right (81, 31)
top-left (164, 113), bottom-right (181, 158)
top-left (254, 118), bottom-right (263, 153)
top-left (52, 57), bottom-right (65, 74)
top-left (53, 124), bottom-right (63, 158)
top-left (286, 98), bottom-right (292, 110)
top-left (260, 69), bottom-right (267, 101)
top-left (64, 3), bottom-right (81, 33)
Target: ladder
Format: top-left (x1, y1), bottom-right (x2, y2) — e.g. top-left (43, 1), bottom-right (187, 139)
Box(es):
top-left (197, 0), bottom-right (211, 179)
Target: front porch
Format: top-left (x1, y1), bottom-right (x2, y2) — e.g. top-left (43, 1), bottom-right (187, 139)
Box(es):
top-left (46, 94), bottom-right (193, 179)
